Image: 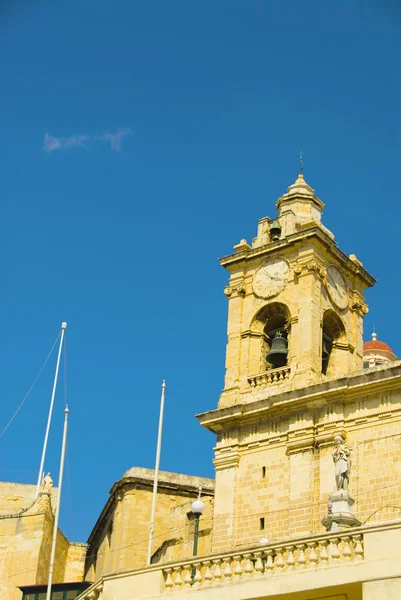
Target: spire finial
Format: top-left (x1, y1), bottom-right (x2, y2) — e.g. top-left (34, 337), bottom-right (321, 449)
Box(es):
top-left (299, 150), bottom-right (304, 174)
top-left (372, 328), bottom-right (377, 341)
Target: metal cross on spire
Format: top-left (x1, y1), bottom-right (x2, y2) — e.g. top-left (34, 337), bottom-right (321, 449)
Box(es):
top-left (299, 150), bottom-right (304, 173)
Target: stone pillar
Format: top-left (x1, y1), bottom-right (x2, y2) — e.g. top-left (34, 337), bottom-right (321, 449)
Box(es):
top-left (292, 269), bottom-right (323, 385)
top-left (212, 447), bottom-right (239, 553)
top-left (220, 287), bottom-right (244, 406)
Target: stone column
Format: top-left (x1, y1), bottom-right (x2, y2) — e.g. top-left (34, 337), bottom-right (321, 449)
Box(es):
top-left (212, 448), bottom-right (239, 553)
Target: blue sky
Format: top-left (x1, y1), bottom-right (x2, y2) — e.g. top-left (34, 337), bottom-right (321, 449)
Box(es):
top-left (1, 0), bottom-right (400, 544)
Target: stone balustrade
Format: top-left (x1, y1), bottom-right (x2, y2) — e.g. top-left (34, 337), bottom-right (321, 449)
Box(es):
top-left (162, 531), bottom-right (364, 592)
top-left (248, 366), bottom-right (291, 387)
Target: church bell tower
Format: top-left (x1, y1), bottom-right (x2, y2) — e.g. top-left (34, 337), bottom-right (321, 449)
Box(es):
top-left (196, 172), bottom-right (401, 556)
top-left (219, 172), bottom-right (375, 408)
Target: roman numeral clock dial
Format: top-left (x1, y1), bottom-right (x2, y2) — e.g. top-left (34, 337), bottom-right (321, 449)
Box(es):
top-left (253, 259), bottom-right (289, 299)
top-left (326, 265), bottom-right (348, 310)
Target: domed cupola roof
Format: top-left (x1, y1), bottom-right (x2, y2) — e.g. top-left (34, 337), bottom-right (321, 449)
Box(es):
top-left (363, 332), bottom-right (398, 367)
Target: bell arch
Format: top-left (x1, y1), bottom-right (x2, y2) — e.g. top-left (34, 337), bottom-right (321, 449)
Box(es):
top-left (322, 309), bottom-right (346, 376)
top-left (249, 302), bottom-right (291, 373)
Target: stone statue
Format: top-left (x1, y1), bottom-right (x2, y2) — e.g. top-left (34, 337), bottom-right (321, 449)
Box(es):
top-left (332, 435), bottom-right (351, 491)
top-left (42, 473), bottom-right (53, 492)
top-left (322, 435), bottom-right (360, 531)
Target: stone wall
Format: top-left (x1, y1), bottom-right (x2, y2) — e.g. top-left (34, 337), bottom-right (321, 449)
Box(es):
top-left (0, 486), bottom-right (86, 600)
top-left (0, 481), bottom-right (57, 515)
top-left (85, 468), bottom-right (214, 581)
top-left (207, 364), bottom-right (401, 553)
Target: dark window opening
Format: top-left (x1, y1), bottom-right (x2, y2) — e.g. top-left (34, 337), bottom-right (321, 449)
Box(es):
top-left (322, 332), bottom-right (333, 375)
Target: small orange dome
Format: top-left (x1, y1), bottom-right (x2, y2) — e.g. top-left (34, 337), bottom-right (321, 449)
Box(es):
top-left (363, 332), bottom-right (398, 365)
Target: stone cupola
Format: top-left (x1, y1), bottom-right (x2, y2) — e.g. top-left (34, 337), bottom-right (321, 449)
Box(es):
top-left (275, 173), bottom-right (334, 239)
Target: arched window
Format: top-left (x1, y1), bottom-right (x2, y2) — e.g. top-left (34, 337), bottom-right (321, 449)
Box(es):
top-left (322, 310), bottom-right (346, 375)
top-left (251, 303), bottom-right (291, 370)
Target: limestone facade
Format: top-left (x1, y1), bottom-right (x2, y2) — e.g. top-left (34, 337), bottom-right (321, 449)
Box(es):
top-left (0, 482), bottom-right (87, 600)
top-left (84, 467), bottom-right (214, 581)
top-left (199, 361), bottom-right (401, 553)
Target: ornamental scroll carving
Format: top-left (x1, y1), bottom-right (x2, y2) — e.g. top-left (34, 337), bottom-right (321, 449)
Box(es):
top-left (292, 260), bottom-right (326, 279)
top-left (350, 292), bottom-right (368, 316)
top-left (224, 282), bottom-right (246, 297)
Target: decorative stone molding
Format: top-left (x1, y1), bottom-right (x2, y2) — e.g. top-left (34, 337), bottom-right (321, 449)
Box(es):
top-left (213, 449), bottom-right (240, 471)
top-left (349, 254), bottom-right (363, 267)
top-left (333, 341), bottom-right (355, 353)
top-left (292, 260), bottom-right (325, 279)
top-left (287, 435), bottom-right (315, 454)
top-left (236, 283), bottom-right (246, 296)
top-left (233, 239), bottom-right (252, 252)
top-left (25, 491), bottom-right (53, 517)
top-left (292, 262), bottom-right (303, 276)
top-left (350, 292), bottom-right (369, 316)
top-left (322, 490), bottom-right (361, 531)
top-left (224, 281), bottom-right (246, 297)
top-left (240, 329), bottom-right (263, 340)
top-left (306, 259), bottom-right (326, 278)
top-left (248, 366), bottom-right (291, 387)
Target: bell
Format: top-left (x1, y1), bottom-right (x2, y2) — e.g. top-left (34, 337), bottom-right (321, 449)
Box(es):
top-left (270, 220), bottom-right (282, 242)
top-left (267, 331), bottom-right (288, 368)
top-left (322, 339), bottom-right (330, 361)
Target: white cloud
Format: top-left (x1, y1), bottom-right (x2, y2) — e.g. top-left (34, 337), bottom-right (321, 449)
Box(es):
top-left (102, 128), bottom-right (132, 151)
top-left (64, 134), bottom-right (90, 149)
top-left (43, 128), bottom-right (132, 153)
top-left (43, 133), bottom-right (62, 152)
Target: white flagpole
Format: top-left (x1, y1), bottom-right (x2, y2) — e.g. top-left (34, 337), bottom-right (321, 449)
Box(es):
top-left (36, 322), bottom-right (67, 497)
top-left (46, 405), bottom-right (69, 600)
top-left (147, 380), bottom-right (166, 565)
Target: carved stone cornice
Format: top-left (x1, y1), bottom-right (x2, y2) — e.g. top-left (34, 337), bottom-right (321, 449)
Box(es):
top-left (198, 361), bottom-right (401, 434)
top-left (315, 427), bottom-right (347, 448)
top-left (350, 291), bottom-right (369, 317)
top-left (213, 448), bottom-right (240, 470)
top-left (292, 259), bottom-right (326, 279)
top-left (240, 329), bottom-right (263, 340)
top-left (332, 341), bottom-right (355, 353)
top-left (219, 227), bottom-right (376, 290)
top-left (287, 427), bottom-right (316, 454)
top-left (224, 281), bottom-right (246, 298)
top-left (307, 259), bottom-right (326, 279)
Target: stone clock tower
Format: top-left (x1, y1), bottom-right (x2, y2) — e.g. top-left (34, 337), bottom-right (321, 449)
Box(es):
top-left (196, 173), bottom-right (392, 553)
top-left (218, 172), bottom-right (375, 408)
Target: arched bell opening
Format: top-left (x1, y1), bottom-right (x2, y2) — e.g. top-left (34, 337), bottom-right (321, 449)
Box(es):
top-left (250, 302), bottom-right (291, 371)
top-left (322, 310), bottom-right (346, 376)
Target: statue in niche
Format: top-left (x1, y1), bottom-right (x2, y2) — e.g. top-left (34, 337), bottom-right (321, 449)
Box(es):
top-left (332, 435), bottom-right (351, 491)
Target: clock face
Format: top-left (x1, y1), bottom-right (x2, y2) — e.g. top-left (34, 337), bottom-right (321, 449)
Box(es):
top-left (253, 259), bottom-right (289, 299)
top-left (326, 265), bottom-right (348, 309)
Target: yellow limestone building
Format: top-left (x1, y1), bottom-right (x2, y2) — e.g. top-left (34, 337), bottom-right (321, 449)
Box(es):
top-left (80, 173), bottom-right (400, 599)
